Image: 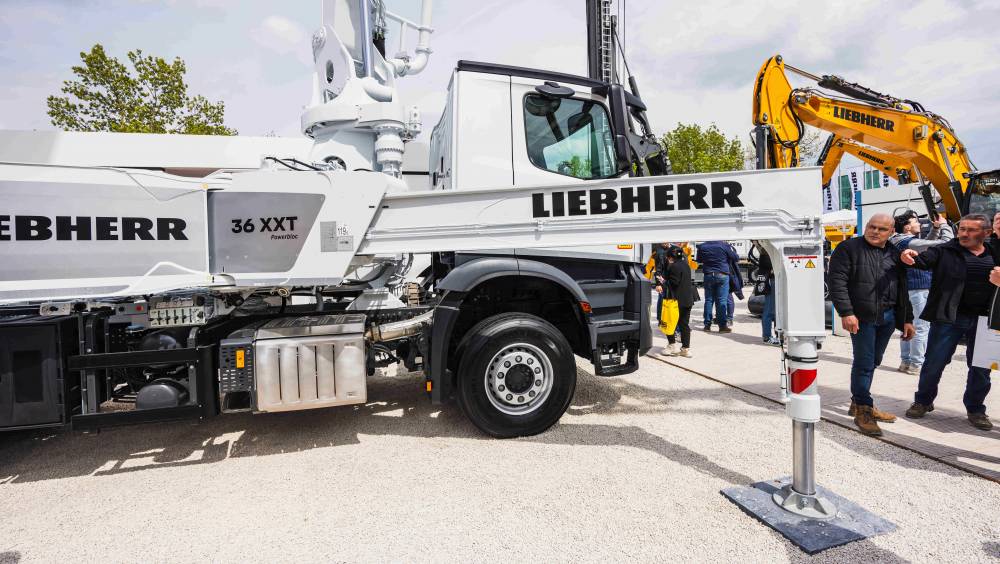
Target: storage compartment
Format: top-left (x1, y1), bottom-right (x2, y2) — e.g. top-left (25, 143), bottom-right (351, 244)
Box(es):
top-left (0, 316), bottom-right (79, 430)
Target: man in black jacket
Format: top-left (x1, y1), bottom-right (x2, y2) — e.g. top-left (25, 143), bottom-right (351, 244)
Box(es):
top-left (901, 213), bottom-right (998, 431)
top-left (829, 213), bottom-right (915, 436)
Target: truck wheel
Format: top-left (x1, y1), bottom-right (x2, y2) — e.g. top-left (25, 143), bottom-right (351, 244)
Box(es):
top-left (456, 312), bottom-right (576, 438)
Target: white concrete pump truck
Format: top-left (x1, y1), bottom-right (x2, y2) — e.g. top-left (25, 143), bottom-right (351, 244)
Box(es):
top-left (0, 0), bottom-right (836, 516)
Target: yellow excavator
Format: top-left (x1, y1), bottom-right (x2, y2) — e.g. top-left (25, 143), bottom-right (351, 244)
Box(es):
top-left (752, 54), bottom-right (999, 219)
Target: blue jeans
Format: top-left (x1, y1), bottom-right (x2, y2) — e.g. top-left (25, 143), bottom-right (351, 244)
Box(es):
top-left (727, 294), bottom-right (735, 324)
top-left (703, 272), bottom-right (729, 328)
top-left (915, 313), bottom-right (992, 414)
top-left (900, 289), bottom-right (929, 366)
top-left (849, 308), bottom-right (896, 407)
top-left (762, 287), bottom-right (776, 341)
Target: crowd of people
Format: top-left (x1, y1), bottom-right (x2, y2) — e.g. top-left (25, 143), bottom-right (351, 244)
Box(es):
top-left (648, 210), bottom-right (997, 436)
top-left (647, 239), bottom-right (774, 359)
top-left (831, 211), bottom-right (997, 435)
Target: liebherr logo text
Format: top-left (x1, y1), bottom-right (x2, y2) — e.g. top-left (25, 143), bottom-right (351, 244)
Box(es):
top-left (0, 215), bottom-right (187, 241)
top-left (833, 106), bottom-right (895, 132)
top-left (531, 181), bottom-right (744, 218)
top-left (856, 150), bottom-right (886, 166)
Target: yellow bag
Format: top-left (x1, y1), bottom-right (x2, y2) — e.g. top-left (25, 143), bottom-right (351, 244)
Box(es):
top-left (660, 298), bottom-right (679, 335)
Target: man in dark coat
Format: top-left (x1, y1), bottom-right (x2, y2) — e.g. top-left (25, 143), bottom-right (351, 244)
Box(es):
top-left (901, 213), bottom-right (999, 431)
top-left (829, 213), bottom-right (915, 436)
top-left (755, 243), bottom-right (778, 345)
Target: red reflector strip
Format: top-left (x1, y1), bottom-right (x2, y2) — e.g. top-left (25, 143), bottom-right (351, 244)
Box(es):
top-left (790, 369), bottom-right (817, 394)
top-left (580, 301), bottom-right (592, 314)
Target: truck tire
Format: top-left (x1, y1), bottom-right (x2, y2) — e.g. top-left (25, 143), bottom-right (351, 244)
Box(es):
top-left (456, 312), bottom-right (576, 438)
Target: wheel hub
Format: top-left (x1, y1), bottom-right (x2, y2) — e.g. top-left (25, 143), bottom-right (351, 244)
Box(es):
top-left (485, 343), bottom-right (553, 416)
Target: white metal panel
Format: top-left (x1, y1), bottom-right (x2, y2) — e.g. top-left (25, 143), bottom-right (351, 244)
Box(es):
top-left (453, 71), bottom-right (514, 190)
top-left (361, 167), bottom-right (824, 254)
top-left (0, 130), bottom-right (312, 171)
top-left (210, 170), bottom-right (392, 287)
top-left (428, 73), bottom-right (455, 190)
top-left (0, 164), bottom-right (212, 303)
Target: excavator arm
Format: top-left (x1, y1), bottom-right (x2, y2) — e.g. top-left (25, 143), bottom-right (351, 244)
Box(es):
top-left (817, 134), bottom-right (917, 189)
top-left (754, 54), bottom-right (976, 218)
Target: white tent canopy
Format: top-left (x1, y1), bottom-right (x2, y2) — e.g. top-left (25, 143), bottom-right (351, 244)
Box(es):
top-left (821, 209), bottom-right (857, 225)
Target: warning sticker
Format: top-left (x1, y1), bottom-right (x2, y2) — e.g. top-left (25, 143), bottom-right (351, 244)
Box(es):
top-left (786, 255), bottom-right (819, 269)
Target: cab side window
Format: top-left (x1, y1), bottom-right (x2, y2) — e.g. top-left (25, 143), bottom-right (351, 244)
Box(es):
top-left (523, 94), bottom-right (617, 179)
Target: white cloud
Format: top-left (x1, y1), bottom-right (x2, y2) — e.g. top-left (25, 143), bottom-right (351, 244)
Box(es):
top-left (254, 15), bottom-right (311, 64)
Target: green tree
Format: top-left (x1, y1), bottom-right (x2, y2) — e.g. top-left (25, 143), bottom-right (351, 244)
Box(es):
top-left (47, 44), bottom-right (236, 135)
top-left (660, 123), bottom-right (743, 174)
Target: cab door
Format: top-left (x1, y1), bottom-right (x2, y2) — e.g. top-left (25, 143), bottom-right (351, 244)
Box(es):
top-left (510, 75), bottom-right (634, 260)
top-left (510, 75), bottom-right (620, 187)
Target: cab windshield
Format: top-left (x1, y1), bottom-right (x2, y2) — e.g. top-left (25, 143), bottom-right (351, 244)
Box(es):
top-left (965, 171), bottom-right (1000, 218)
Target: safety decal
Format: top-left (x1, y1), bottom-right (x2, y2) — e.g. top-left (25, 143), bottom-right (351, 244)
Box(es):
top-left (790, 369), bottom-right (817, 394)
top-left (786, 255), bottom-right (818, 269)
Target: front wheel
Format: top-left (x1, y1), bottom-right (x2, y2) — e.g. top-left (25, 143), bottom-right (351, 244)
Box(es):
top-left (456, 313), bottom-right (577, 438)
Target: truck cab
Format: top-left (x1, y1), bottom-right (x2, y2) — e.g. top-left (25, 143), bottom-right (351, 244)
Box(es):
top-left (421, 62), bottom-right (657, 416)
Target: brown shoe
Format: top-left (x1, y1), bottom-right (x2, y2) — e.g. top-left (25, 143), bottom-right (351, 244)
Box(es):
top-left (905, 402), bottom-right (934, 419)
top-left (854, 405), bottom-right (883, 436)
top-left (718, 326), bottom-right (733, 333)
top-left (849, 401), bottom-right (896, 423)
top-left (968, 413), bottom-right (993, 431)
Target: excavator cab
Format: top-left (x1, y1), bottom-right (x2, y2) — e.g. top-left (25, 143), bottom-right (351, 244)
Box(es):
top-left (964, 169), bottom-right (1000, 217)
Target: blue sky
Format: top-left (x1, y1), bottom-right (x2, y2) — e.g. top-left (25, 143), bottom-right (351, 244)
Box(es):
top-left (2, 0), bottom-right (998, 170)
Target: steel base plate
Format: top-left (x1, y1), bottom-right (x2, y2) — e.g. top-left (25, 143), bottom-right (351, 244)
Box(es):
top-left (721, 477), bottom-right (896, 555)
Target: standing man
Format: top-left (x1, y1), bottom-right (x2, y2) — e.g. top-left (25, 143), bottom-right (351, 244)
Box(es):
top-left (829, 213), bottom-right (915, 436)
top-left (755, 242), bottom-right (778, 345)
top-left (696, 240), bottom-right (738, 333)
top-left (656, 245), bottom-right (694, 357)
top-left (901, 214), bottom-right (998, 431)
top-left (991, 212), bottom-right (1000, 243)
top-left (890, 211), bottom-right (954, 375)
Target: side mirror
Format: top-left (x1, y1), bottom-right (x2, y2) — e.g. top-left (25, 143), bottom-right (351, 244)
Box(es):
top-left (524, 94), bottom-right (561, 117)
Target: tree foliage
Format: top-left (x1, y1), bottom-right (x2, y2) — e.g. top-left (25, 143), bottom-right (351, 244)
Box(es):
top-left (561, 155), bottom-right (593, 179)
top-left (660, 123), bottom-right (743, 174)
top-left (47, 44), bottom-right (236, 135)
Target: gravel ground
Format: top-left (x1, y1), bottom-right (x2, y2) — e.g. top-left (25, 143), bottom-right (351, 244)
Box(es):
top-left (1, 358), bottom-right (999, 563)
